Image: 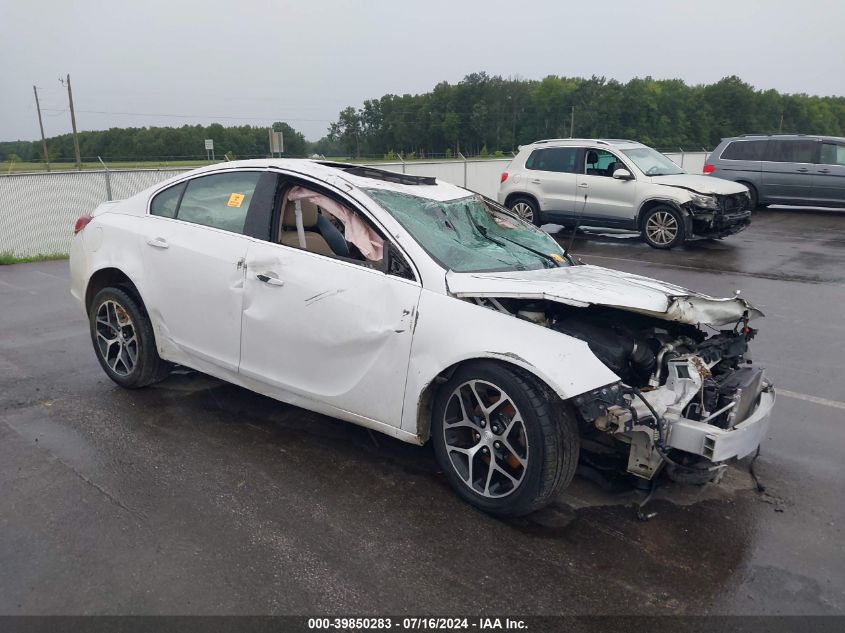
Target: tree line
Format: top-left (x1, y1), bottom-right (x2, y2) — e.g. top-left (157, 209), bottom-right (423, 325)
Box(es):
top-left (0, 122), bottom-right (309, 163)
top-left (326, 73), bottom-right (845, 157)
top-left (4, 73), bottom-right (844, 164)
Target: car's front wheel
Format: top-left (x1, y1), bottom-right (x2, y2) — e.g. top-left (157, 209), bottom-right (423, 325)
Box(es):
top-left (89, 287), bottom-right (170, 388)
top-left (508, 196), bottom-right (541, 226)
top-left (431, 361), bottom-right (579, 516)
top-left (642, 205), bottom-right (686, 249)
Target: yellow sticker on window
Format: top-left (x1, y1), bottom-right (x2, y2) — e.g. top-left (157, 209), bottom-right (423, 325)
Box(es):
top-left (549, 253), bottom-right (566, 264)
top-left (227, 193), bottom-right (245, 208)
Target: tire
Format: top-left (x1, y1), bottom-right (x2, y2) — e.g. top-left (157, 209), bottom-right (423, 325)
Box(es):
top-left (431, 361), bottom-right (579, 517)
top-left (89, 286), bottom-right (170, 389)
top-left (641, 205), bottom-right (686, 249)
top-left (508, 196), bottom-right (541, 227)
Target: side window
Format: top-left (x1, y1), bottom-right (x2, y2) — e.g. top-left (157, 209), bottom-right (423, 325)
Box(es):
top-left (176, 172), bottom-right (262, 234)
top-left (276, 183), bottom-right (416, 280)
top-left (150, 182), bottom-right (185, 218)
top-left (525, 149), bottom-right (545, 170)
top-left (525, 148), bottom-right (578, 173)
top-left (766, 139), bottom-right (817, 164)
top-left (820, 143), bottom-right (845, 167)
top-left (584, 149), bottom-right (622, 177)
top-left (721, 140), bottom-right (768, 161)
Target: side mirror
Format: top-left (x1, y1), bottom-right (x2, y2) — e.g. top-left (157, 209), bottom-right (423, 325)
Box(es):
top-left (613, 168), bottom-right (634, 181)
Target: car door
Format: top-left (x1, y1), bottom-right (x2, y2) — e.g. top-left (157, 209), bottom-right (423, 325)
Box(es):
top-left (238, 177), bottom-right (422, 426)
top-left (761, 138), bottom-right (819, 204)
top-left (576, 148), bottom-right (637, 224)
top-left (812, 141), bottom-right (845, 206)
top-left (141, 169), bottom-right (276, 372)
top-left (524, 147), bottom-right (579, 218)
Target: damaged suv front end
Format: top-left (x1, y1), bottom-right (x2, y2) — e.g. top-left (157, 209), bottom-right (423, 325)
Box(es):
top-left (680, 188), bottom-right (752, 240)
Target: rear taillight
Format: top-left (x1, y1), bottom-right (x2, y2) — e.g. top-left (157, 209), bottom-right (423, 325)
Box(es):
top-left (74, 215), bottom-right (92, 234)
top-left (500, 171), bottom-right (509, 183)
top-left (703, 164), bottom-right (716, 174)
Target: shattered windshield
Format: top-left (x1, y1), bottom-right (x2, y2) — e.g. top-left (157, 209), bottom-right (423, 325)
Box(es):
top-left (622, 147), bottom-right (685, 176)
top-left (364, 189), bottom-right (568, 273)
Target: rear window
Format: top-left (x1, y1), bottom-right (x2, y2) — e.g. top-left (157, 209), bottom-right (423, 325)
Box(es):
top-left (820, 143), bottom-right (845, 166)
top-left (525, 147), bottom-right (578, 173)
top-left (175, 172), bottom-right (262, 234)
top-left (765, 139), bottom-right (817, 164)
top-left (721, 140), bottom-right (768, 161)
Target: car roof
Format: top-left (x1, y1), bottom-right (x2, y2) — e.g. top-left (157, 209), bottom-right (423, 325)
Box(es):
top-left (520, 138), bottom-right (646, 151)
top-left (721, 133), bottom-right (845, 143)
top-left (182, 158), bottom-right (473, 202)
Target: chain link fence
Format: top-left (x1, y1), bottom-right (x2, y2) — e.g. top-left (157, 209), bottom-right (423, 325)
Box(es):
top-left (1, 152), bottom-right (709, 258)
top-left (0, 169), bottom-right (189, 258)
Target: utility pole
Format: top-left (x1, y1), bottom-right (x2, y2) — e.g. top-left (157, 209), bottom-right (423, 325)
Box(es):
top-left (569, 106), bottom-right (575, 138)
top-left (32, 86), bottom-right (50, 171)
top-left (62, 74), bottom-right (82, 169)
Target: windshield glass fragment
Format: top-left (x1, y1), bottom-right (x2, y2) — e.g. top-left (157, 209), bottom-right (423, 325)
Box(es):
top-left (365, 189), bottom-right (569, 273)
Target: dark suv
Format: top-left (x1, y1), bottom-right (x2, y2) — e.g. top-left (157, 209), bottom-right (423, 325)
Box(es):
top-left (705, 134), bottom-right (845, 209)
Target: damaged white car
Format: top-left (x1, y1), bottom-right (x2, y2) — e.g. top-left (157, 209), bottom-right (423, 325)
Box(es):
top-left (69, 159), bottom-right (775, 516)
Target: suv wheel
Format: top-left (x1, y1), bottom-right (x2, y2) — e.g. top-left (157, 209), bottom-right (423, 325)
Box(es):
top-left (642, 205), bottom-right (686, 249)
top-left (509, 197), bottom-right (541, 226)
top-left (431, 361), bottom-right (579, 517)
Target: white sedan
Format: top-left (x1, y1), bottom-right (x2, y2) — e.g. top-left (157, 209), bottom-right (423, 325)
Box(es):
top-left (70, 159), bottom-right (775, 516)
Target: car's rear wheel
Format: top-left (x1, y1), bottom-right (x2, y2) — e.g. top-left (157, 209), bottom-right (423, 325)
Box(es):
top-left (509, 196), bottom-right (541, 226)
top-left (642, 205), bottom-right (686, 249)
top-left (741, 182), bottom-right (763, 210)
top-left (89, 287), bottom-right (170, 388)
top-left (431, 361), bottom-right (579, 516)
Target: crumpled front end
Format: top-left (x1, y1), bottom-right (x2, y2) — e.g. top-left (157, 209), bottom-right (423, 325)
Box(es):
top-left (448, 264), bottom-right (775, 481)
top-left (572, 321), bottom-right (775, 480)
top-left (683, 190), bottom-right (752, 239)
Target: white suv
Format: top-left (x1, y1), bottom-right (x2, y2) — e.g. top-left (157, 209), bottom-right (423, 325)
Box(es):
top-left (498, 139), bottom-right (752, 249)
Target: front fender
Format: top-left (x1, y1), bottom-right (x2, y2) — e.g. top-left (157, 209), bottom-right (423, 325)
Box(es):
top-left (636, 197), bottom-right (694, 235)
top-left (400, 289), bottom-right (620, 439)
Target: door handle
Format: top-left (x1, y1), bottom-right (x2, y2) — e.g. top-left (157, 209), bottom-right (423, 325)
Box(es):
top-left (256, 272), bottom-right (284, 287)
top-left (530, 179), bottom-right (541, 184)
top-left (146, 237), bottom-right (169, 249)
top-left (578, 183), bottom-right (590, 188)
top-left (818, 168), bottom-right (830, 174)
top-left (796, 167), bottom-right (809, 173)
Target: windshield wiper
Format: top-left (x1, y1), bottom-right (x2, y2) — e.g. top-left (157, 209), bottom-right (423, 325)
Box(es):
top-left (463, 207), bottom-right (559, 268)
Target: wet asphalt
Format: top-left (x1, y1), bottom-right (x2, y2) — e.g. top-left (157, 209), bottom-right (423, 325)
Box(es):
top-left (0, 207), bottom-right (843, 615)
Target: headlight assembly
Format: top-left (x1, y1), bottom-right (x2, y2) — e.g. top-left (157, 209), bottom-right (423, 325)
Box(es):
top-left (688, 192), bottom-right (718, 210)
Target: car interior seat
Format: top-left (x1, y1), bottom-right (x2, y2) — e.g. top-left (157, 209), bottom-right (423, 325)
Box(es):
top-left (606, 160), bottom-right (624, 177)
top-left (279, 199), bottom-right (335, 256)
top-left (315, 213), bottom-right (350, 257)
top-left (586, 151), bottom-right (602, 176)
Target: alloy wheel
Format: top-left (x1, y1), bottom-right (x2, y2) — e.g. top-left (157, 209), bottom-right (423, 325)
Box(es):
top-left (441, 380), bottom-right (529, 498)
top-left (511, 201), bottom-right (534, 223)
top-left (95, 299), bottom-right (138, 376)
top-left (645, 210), bottom-right (679, 246)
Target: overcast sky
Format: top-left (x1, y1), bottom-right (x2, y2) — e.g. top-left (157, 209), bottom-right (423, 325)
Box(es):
top-left (2, 0), bottom-right (844, 142)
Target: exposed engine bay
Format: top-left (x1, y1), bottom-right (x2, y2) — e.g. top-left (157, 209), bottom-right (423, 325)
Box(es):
top-left (472, 297), bottom-right (775, 483)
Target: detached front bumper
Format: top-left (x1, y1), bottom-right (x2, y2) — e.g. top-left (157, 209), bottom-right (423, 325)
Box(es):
top-left (690, 209), bottom-right (751, 238)
top-left (665, 387), bottom-right (775, 462)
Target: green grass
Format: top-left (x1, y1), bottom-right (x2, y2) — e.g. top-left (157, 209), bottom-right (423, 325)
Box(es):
top-left (0, 251), bottom-right (68, 265)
